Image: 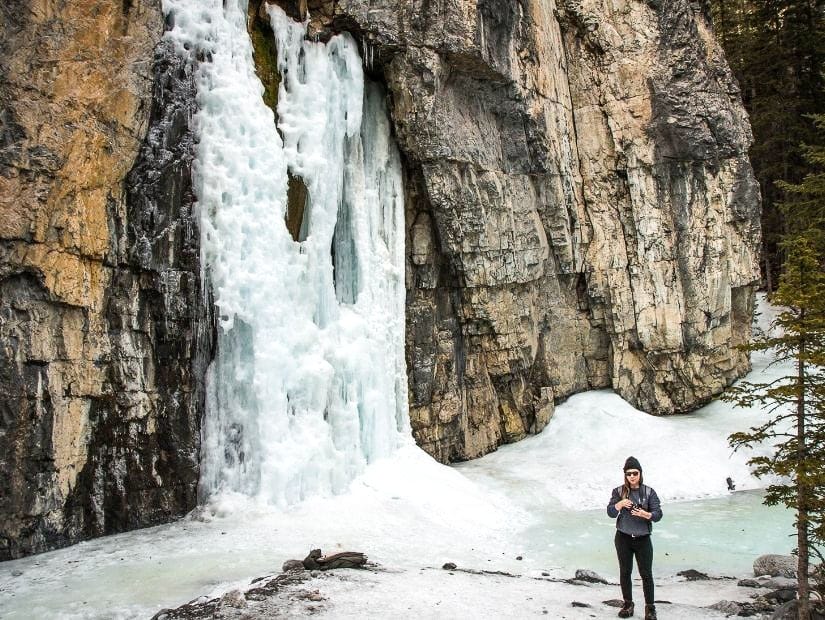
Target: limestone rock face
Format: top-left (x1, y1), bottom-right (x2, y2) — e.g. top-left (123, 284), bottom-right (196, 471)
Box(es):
top-left (317, 0), bottom-right (761, 461)
top-left (1, 0), bottom-right (759, 557)
top-left (0, 0), bottom-right (210, 559)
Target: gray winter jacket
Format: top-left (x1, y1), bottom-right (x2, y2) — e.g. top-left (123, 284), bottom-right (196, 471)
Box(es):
top-left (607, 484), bottom-right (663, 537)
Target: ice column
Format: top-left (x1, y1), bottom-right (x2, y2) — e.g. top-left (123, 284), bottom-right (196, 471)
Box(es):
top-left (163, 0), bottom-right (410, 506)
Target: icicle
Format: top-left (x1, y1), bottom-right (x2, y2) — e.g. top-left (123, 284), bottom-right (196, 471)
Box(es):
top-left (364, 39), bottom-right (375, 72)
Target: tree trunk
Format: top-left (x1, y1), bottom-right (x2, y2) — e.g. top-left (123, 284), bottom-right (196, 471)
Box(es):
top-left (797, 316), bottom-right (810, 620)
top-left (798, 503), bottom-right (810, 619)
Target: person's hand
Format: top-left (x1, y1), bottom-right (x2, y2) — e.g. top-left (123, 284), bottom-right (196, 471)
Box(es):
top-left (630, 507), bottom-right (651, 519)
top-left (615, 499), bottom-right (633, 511)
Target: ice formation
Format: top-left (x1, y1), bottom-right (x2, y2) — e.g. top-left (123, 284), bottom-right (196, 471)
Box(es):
top-left (163, 0), bottom-right (409, 505)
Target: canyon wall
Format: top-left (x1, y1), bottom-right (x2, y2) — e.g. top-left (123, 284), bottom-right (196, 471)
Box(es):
top-left (0, 0), bottom-right (759, 558)
top-left (313, 0), bottom-right (760, 461)
top-left (0, 0), bottom-right (210, 560)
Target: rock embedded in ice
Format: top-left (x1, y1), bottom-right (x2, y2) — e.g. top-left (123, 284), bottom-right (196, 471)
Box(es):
top-left (738, 578), bottom-right (764, 588)
top-left (310, 551), bottom-right (368, 570)
top-left (574, 569), bottom-right (608, 584)
top-left (677, 569), bottom-right (711, 581)
top-left (283, 559), bottom-right (306, 572)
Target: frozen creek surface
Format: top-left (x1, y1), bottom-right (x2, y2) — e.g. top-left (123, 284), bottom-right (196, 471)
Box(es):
top-left (0, 303), bottom-right (797, 618)
top-left (0, 441), bottom-right (793, 618)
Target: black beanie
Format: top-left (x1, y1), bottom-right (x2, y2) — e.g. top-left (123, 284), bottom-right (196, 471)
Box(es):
top-left (624, 456), bottom-right (642, 472)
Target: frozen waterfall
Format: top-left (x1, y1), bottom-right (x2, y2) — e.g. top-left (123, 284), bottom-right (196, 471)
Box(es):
top-left (163, 0), bottom-right (410, 506)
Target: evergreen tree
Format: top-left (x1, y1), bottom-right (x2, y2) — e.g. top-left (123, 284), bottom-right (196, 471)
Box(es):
top-left (727, 116), bottom-right (825, 619)
top-left (779, 115), bottom-right (825, 229)
top-left (709, 0), bottom-right (825, 290)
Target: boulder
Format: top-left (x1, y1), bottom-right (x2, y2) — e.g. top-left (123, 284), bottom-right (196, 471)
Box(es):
top-left (763, 577), bottom-right (798, 589)
top-left (740, 575), bottom-right (798, 589)
top-left (219, 589), bottom-right (247, 609)
top-left (765, 588), bottom-right (797, 604)
top-left (771, 601), bottom-right (825, 620)
top-left (708, 600), bottom-right (742, 615)
top-left (754, 555), bottom-right (797, 578)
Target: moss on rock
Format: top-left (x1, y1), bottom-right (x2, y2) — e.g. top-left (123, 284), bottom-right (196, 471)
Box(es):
top-left (247, 1), bottom-right (281, 117)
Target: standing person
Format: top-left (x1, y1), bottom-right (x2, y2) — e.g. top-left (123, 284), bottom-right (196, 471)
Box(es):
top-left (607, 456), bottom-right (663, 619)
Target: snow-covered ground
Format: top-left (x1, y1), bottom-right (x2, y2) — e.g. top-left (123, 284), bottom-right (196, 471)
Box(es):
top-left (0, 297), bottom-right (796, 619)
top-left (248, 567), bottom-right (763, 619)
top-left (0, 458), bottom-right (789, 619)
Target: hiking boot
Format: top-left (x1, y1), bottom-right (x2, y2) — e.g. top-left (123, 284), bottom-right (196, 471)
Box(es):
top-left (644, 604), bottom-right (657, 620)
top-left (618, 600), bottom-right (634, 618)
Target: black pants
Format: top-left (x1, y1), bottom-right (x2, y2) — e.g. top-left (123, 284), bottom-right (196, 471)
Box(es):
top-left (614, 531), bottom-right (654, 603)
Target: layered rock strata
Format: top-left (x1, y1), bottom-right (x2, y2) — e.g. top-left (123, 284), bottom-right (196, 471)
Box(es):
top-left (0, 0), bottom-right (210, 560)
top-left (288, 0), bottom-right (761, 461)
top-left (0, 0), bottom-right (759, 558)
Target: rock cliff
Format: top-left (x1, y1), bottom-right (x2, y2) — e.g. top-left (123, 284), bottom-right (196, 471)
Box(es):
top-left (312, 0), bottom-right (761, 460)
top-left (0, 0), bottom-right (759, 558)
top-left (0, 0), bottom-right (211, 560)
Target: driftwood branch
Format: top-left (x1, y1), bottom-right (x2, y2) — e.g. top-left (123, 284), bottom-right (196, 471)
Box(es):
top-left (302, 548), bottom-right (368, 570)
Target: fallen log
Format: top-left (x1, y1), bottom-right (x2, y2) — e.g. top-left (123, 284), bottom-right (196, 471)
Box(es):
top-left (302, 548), bottom-right (368, 571)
